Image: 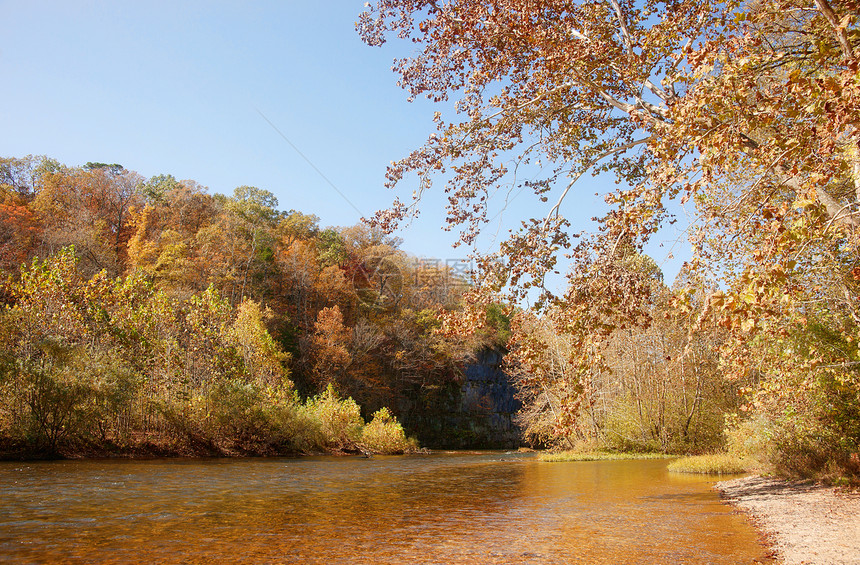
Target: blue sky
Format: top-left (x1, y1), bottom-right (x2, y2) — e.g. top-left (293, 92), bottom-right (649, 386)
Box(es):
top-left (0, 1), bottom-right (690, 289)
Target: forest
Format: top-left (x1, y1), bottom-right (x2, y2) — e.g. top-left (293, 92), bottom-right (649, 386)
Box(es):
top-left (0, 157), bottom-right (498, 457)
top-left (1, 0), bottom-right (858, 484)
top-left (0, 154), bottom-right (758, 462)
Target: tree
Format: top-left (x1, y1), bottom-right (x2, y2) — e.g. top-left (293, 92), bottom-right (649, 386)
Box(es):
top-left (1, 158), bottom-right (456, 455)
top-left (32, 163), bottom-right (143, 275)
top-left (126, 177), bottom-right (219, 292)
top-left (0, 155), bottom-right (41, 199)
top-left (309, 306), bottom-right (353, 388)
top-left (84, 165), bottom-right (144, 269)
top-left (0, 192), bottom-right (40, 272)
top-left (0, 156), bottom-right (42, 270)
top-left (273, 238), bottom-right (350, 332)
top-left (228, 299), bottom-right (291, 388)
top-left (360, 0), bottom-right (860, 471)
top-left (277, 210), bottom-right (320, 248)
top-left (359, 0), bottom-right (857, 292)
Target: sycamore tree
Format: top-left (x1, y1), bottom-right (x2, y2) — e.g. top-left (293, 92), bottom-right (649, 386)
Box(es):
top-left (360, 0), bottom-right (860, 472)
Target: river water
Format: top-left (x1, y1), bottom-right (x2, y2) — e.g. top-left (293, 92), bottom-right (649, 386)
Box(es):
top-left (0, 452), bottom-right (771, 564)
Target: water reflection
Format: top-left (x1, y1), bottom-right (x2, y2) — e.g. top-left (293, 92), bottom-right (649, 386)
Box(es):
top-left (0, 454), bottom-right (770, 564)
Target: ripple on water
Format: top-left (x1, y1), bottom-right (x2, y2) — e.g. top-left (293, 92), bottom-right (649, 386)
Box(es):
top-left (0, 454), bottom-right (772, 564)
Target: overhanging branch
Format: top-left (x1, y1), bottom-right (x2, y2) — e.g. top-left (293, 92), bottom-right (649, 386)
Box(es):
top-left (544, 137), bottom-right (652, 228)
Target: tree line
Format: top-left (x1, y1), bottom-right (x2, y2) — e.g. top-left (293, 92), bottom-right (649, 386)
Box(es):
top-left (0, 156), bottom-right (495, 456)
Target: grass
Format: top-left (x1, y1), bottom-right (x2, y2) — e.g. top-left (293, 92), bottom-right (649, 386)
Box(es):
top-left (666, 453), bottom-right (750, 475)
top-left (539, 451), bottom-right (675, 462)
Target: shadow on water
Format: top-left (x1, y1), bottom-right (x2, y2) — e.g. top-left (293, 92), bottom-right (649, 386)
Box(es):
top-left (0, 453), bottom-right (772, 564)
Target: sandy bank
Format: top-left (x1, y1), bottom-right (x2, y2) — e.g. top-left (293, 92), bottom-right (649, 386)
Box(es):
top-left (715, 475), bottom-right (860, 565)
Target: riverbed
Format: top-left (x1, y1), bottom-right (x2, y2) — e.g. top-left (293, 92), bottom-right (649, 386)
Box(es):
top-left (0, 453), bottom-right (771, 564)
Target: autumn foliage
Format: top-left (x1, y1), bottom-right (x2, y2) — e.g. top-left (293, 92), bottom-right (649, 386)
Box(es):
top-left (361, 0), bottom-right (860, 479)
top-left (0, 157), bottom-right (485, 457)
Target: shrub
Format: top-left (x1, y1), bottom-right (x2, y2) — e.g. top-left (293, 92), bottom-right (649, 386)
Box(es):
top-left (20, 366), bottom-right (91, 452)
top-left (10, 341), bottom-right (128, 453)
top-left (360, 407), bottom-right (418, 454)
top-left (203, 379), bottom-right (272, 445)
top-left (600, 397), bottom-right (665, 453)
top-left (272, 401), bottom-right (327, 453)
top-left (726, 401), bottom-right (860, 482)
top-left (302, 384), bottom-right (364, 449)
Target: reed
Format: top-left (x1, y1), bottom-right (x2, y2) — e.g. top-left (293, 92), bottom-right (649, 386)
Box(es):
top-left (667, 453), bottom-right (749, 474)
top-left (539, 451), bottom-right (674, 462)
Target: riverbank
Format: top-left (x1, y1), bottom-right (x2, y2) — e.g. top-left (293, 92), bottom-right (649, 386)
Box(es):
top-left (538, 450), bottom-right (673, 462)
top-left (0, 429), bottom-right (419, 461)
top-left (715, 475), bottom-right (860, 565)
top-left (0, 436), bottom-right (306, 461)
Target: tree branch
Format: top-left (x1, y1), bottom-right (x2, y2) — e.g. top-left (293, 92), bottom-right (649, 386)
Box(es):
top-left (544, 138), bottom-right (652, 228)
top-left (813, 0), bottom-right (856, 63)
top-left (608, 0), bottom-right (636, 59)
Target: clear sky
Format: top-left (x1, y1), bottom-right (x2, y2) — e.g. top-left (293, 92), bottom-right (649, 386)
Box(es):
top-left (0, 1), bottom-right (690, 289)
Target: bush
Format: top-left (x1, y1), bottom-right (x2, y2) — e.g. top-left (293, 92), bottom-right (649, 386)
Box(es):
top-left (360, 407), bottom-right (418, 454)
top-left (272, 401), bottom-right (328, 453)
top-left (9, 341), bottom-right (133, 453)
top-left (20, 366), bottom-right (91, 452)
top-left (202, 379), bottom-right (273, 446)
top-left (726, 402), bottom-right (860, 483)
top-left (301, 384), bottom-right (364, 450)
top-left (600, 396), bottom-right (664, 453)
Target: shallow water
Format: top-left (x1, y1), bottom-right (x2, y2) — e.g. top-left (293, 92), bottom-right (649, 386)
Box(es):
top-left (0, 453), bottom-right (770, 564)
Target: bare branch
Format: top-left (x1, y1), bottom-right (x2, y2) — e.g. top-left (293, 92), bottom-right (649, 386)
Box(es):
top-left (544, 138), bottom-right (652, 228)
top-left (643, 78), bottom-right (671, 102)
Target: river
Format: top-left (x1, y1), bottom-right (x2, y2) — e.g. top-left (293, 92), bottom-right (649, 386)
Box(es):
top-left (0, 452), bottom-right (771, 564)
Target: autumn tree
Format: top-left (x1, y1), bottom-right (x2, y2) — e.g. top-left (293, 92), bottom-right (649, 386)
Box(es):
top-left (360, 0), bottom-right (860, 472)
top-left (276, 210), bottom-right (320, 248)
top-left (127, 176), bottom-right (220, 292)
top-left (0, 156), bottom-right (41, 199)
top-left (0, 192), bottom-right (40, 273)
top-left (0, 247), bottom-right (304, 454)
top-left (197, 186), bottom-right (280, 305)
top-left (32, 163), bottom-right (144, 276)
top-left (358, 0), bottom-right (856, 297)
top-left (0, 156), bottom-right (460, 455)
top-left (309, 305), bottom-right (353, 388)
top-left (0, 156), bottom-right (43, 270)
top-left (228, 299), bottom-right (291, 388)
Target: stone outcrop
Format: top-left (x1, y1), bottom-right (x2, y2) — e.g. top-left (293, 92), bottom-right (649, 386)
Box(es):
top-left (401, 348), bottom-right (523, 449)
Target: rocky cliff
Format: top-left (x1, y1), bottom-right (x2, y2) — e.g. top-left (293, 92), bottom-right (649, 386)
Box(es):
top-left (401, 348), bottom-right (523, 449)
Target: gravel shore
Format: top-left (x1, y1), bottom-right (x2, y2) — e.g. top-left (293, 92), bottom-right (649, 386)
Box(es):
top-left (715, 476), bottom-right (860, 565)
